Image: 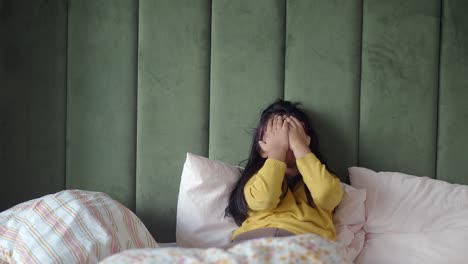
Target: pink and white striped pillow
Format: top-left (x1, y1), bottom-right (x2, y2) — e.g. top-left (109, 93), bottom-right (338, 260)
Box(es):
top-left (0, 190), bottom-right (158, 264)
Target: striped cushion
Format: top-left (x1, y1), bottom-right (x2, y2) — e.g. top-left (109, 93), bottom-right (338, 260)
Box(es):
top-left (0, 190), bottom-right (158, 264)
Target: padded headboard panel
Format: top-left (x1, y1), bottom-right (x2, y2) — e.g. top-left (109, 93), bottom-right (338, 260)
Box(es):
top-left (1, 0), bottom-right (467, 242)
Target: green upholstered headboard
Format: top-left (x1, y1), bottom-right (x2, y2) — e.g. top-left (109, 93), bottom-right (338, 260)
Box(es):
top-left (1, 0), bottom-right (467, 242)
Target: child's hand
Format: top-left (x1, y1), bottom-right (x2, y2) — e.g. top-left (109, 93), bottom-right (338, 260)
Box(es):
top-left (286, 116), bottom-right (311, 158)
top-left (259, 115), bottom-right (289, 161)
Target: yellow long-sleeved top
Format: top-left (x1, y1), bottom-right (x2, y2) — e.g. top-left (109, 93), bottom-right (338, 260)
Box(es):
top-left (232, 153), bottom-right (343, 240)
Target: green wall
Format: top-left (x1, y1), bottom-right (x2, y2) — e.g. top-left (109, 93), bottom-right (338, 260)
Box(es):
top-left (1, 0), bottom-right (468, 242)
top-left (1, 0), bottom-right (67, 211)
top-left (67, 0), bottom-right (138, 213)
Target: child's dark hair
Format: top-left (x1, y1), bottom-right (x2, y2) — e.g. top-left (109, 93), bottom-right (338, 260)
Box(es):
top-left (225, 99), bottom-right (330, 226)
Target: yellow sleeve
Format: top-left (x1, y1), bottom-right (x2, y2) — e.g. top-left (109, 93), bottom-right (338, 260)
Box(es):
top-left (244, 158), bottom-right (286, 211)
top-left (296, 153), bottom-right (343, 211)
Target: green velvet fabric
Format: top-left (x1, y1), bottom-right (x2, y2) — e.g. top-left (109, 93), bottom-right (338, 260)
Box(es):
top-left (0, 0), bottom-right (67, 210)
top-left (437, 0), bottom-right (468, 184)
top-left (66, 0), bottom-right (138, 210)
top-left (0, 1), bottom-right (3, 86)
top-left (359, 0), bottom-right (440, 177)
top-left (137, 0), bottom-right (211, 242)
top-left (1, 0), bottom-right (468, 242)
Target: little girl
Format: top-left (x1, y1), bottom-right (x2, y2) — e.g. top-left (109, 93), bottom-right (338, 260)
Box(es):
top-left (226, 99), bottom-right (343, 243)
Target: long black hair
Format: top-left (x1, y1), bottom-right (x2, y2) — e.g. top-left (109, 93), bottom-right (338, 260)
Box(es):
top-left (225, 99), bottom-right (330, 226)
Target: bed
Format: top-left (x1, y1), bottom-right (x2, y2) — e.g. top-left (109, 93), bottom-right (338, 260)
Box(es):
top-left (1, 0), bottom-right (468, 263)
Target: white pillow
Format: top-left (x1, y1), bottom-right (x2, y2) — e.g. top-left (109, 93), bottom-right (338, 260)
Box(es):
top-left (334, 184), bottom-right (366, 263)
top-left (349, 167), bottom-right (468, 264)
top-left (349, 167), bottom-right (468, 233)
top-left (0, 190), bottom-right (158, 264)
top-left (176, 153), bottom-right (239, 248)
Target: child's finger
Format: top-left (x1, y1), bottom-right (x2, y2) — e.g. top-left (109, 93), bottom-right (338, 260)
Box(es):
top-left (273, 115), bottom-right (278, 130)
top-left (286, 117), bottom-right (297, 128)
top-left (277, 116), bottom-right (283, 130)
top-left (282, 118), bottom-right (289, 130)
top-left (277, 115), bottom-right (283, 130)
top-left (267, 116), bottom-right (273, 132)
top-left (290, 116), bottom-right (303, 129)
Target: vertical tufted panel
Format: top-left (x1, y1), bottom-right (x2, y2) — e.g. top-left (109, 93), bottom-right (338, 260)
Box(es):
top-left (284, 0), bottom-right (362, 180)
top-left (359, 0), bottom-right (440, 177)
top-left (0, 1), bottom-right (4, 183)
top-left (210, 0), bottom-right (285, 165)
top-left (437, 0), bottom-right (468, 184)
top-left (0, 0), bottom-right (67, 211)
top-left (137, 0), bottom-right (211, 242)
top-left (66, 0), bottom-right (138, 209)
top-left (0, 0), bottom-right (3, 94)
